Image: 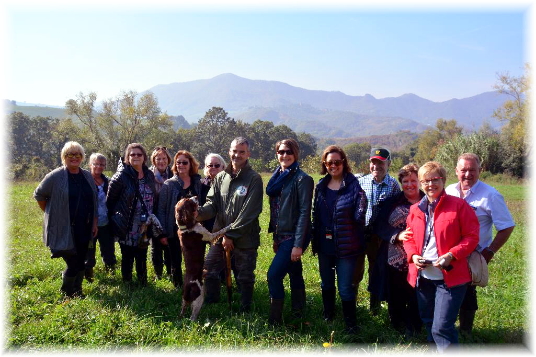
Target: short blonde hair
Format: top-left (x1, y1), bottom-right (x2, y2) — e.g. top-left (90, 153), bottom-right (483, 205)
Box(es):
top-left (418, 161), bottom-right (447, 184)
top-left (61, 141), bottom-right (85, 166)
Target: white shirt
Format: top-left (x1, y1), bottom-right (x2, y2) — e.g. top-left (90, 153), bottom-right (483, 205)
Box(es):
top-left (445, 180), bottom-right (515, 251)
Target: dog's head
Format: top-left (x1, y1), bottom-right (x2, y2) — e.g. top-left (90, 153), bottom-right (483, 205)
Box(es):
top-left (175, 197), bottom-right (199, 230)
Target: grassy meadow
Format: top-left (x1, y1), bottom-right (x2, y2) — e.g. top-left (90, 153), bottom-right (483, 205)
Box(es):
top-left (6, 174), bottom-right (528, 352)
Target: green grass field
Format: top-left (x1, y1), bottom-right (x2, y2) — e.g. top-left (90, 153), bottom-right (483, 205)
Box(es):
top-left (6, 175), bottom-right (528, 352)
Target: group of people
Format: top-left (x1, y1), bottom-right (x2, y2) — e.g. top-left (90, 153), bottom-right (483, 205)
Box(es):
top-left (34, 137), bottom-right (515, 352)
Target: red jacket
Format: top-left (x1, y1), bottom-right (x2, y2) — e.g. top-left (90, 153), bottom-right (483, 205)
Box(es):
top-left (403, 191), bottom-right (479, 288)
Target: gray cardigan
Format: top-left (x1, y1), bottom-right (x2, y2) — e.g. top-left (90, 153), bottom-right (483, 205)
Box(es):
top-left (34, 166), bottom-right (97, 251)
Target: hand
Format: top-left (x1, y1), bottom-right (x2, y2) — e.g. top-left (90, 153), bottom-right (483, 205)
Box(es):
top-left (412, 255), bottom-right (428, 270)
top-left (291, 247), bottom-right (303, 262)
top-left (160, 237), bottom-right (168, 246)
top-left (273, 241), bottom-right (278, 253)
top-left (434, 252), bottom-right (454, 269)
top-left (222, 235), bottom-right (234, 252)
top-left (481, 248), bottom-right (494, 264)
top-left (92, 225), bottom-right (98, 238)
top-left (397, 229), bottom-right (411, 242)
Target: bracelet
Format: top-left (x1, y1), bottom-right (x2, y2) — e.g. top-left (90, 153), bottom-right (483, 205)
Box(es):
top-left (447, 252), bottom-right (454, 260)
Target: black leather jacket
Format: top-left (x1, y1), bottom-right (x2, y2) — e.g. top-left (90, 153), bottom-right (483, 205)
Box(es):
top-left (267, 167), bottom-right (314, 250)
top-left (107, 159), bottom-right (156, 240)
top-left (311, 172), bottom-right (367, 258)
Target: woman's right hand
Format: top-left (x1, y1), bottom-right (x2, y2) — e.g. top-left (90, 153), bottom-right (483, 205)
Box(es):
top-left (160, 237), bottom-right (168, 246)
top-left (412, 254), bottom-right (428, 270)
top-left (398, 227), bottom-right (412, 242)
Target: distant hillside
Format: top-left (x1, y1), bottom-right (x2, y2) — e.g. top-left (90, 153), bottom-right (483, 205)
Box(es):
top-left (4, 101), bottom-right (70, 119)
top-left (233, 103), bottom-right (428, 138)
top-left (147, 73), bottom-right (508, 131)
top-left (317, 130), bottom-right (420, 153)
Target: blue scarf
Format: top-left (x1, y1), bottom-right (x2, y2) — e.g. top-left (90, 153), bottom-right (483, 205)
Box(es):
top-left (266, 161), bottom-right (299, 197)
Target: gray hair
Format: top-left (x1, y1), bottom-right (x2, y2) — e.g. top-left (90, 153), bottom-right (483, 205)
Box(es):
top-left (89, 153), bottom-right (107, 164)
top-left (231, 136), bottom-right (250, 150)
top-left (457, 153), bottom-right (481, 168)
top-left (204, 153), bottom-right (227, 177)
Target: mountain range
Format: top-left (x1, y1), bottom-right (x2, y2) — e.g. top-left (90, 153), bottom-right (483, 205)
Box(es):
top-left (147, 73), bottom-right (508, 137)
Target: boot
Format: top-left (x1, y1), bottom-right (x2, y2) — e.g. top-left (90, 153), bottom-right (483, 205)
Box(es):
top-left (60, 272), bottom-right (76, 297)
top-left (171, 268), bottom-right (183, 288)
top-left (459, 309), bottom-right (476, 337)
top-left (240, 285), bottom-right (254, 313)
top-left (268, 298), bottom-right (284, 325)
top-left (342, 299), bottom-right (359, 334)
top-left (322, 288), bottom-right (336, 321)
top-left (84, 267), bottom-right (94, 283)
top-left (290, 288), bottom-right (306, 319)
top-left (154, 265), bottom-right (163, 280)
top-left (73, 271), bottom-right (85, 298)
top-left (203, 278), bottom-right (221, 304)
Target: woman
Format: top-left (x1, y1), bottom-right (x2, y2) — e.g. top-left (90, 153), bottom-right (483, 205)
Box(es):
top-left (200, 153), bottom-right (226, 233)
top-left (107, 143), bottom-right (156, 286)
top-left (266, 139), bottom-right (314, 325)
top-left (403, 161), bottom-right (479, 352)
top-left (34, 141), bottom-right (97, 297)
top-left (156, 150), bottom-right (202, 288)
top-left (311, 145), bottom-right (367, 334)
top-left (370, 163), bottom-right (423, 337)
top-left (149, 146), bottom-right (173, 279)
top-left (85, 153), bottom-right (117, 281)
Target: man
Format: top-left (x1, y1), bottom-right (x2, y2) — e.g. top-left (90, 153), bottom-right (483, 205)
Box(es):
top-left (197, 137), bottom-right (263, 312)
top-left (446, 153), bottom-right (515, 336)
top-left (354, 148), bottom-right (401, 314)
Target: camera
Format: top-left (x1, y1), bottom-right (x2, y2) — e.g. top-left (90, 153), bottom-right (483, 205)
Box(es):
top-left (418, 258), bottom-right (433, 264)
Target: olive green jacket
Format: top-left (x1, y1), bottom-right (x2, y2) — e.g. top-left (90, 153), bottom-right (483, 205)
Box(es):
top-left (197, 161), bottom-right (263, 249)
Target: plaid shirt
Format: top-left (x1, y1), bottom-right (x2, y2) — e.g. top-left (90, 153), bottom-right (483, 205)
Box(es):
top-left (358, 173), bottom-right (401, 226)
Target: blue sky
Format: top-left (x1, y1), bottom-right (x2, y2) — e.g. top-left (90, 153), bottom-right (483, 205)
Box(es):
top-left (2, 2), bottom-right (530, 106)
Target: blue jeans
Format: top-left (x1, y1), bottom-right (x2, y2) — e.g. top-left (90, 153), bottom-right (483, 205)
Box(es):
top-left (267, 239), bottom-right (305, 299)
top-left (318, 252), bottom-right (357, 302)
top-left (416, 277), bottom-right (468, 353)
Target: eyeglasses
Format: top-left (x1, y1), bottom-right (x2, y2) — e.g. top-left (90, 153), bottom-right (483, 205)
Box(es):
top-left (92, 163), bottom-right (106, 167)
top-left (324, 159), bottom-right (344, 167)
top-left (207, 164), bottom-right (221, 168)
top-left (176, 161), bottom-right (189, 166)
top-left (154, 146), bottom-right (167, 151)
top-left (129, 153), bottom-right (143, 157)
top-left (277, 150), bottom-right (294, 156)
top-left (420, 177), bottom-right (443, 185)
top-left (66, 153), bottom-right (82, 159)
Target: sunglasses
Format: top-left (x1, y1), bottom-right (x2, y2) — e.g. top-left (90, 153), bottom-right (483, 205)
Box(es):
top-left (176, 161), bottom-right (189, 166)
top-left (154, 146), bottom-right (167, 151)
top-left (207, 164), bottom-right (221, 168)
top-left (420, 177), bottom-right (443, 186)
top-left (129, 153), bottom-right (143, 157)
top-left (324, 159), bottom-right (344, 167)
top-left (66, 153), bottom-right (82, 159)
top-left (277, 150), bottom-right (293, 156)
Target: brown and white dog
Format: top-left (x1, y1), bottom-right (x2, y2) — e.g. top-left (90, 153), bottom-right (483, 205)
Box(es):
top-left (175, 197), bottom-right (230, 321)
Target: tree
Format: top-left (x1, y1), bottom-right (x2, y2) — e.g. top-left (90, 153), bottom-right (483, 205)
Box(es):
top-left (413, 119), bottom-right (463, 164)
top-left (493, 64), bottom-right (530, 177)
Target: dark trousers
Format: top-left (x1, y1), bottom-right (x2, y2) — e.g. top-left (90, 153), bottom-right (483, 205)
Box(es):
top-left (387, 266), bottom-right (422, 332)
top-left (416, 277), bottom-right (468, 353)
top-left (119, 243), bottom-right (148, 281)
top-left (267, 239), bottom-right (305, 299)
top-left (63, 238), bottom-right (90, 277)
top-left (353, 233), bottom-right (382, 290)
top-left (85, 224), bottom-right (116, 268)
top-left (460, 284), bottom-right (478, 311)
top-left (167, 233), bottom-right (183, 275)
top-left (150, 236), bottom-right (171, 274)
